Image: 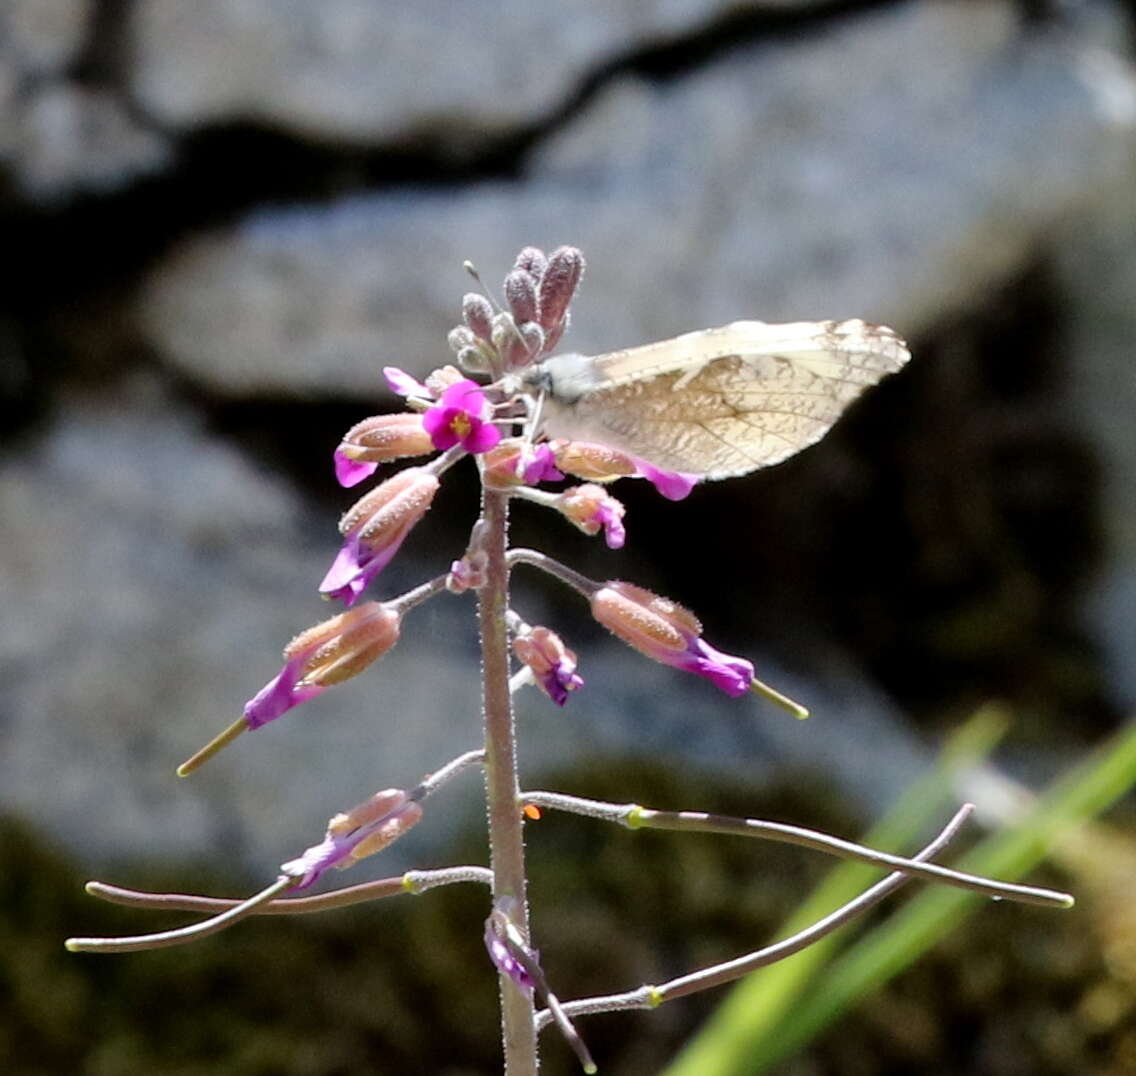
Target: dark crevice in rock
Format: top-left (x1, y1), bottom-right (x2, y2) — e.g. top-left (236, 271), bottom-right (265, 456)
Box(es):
top-left (72, 0), bottom-right (135, 90)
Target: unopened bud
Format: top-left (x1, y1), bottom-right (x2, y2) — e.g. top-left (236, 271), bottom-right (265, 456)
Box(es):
top-left (504, 269), bottom-right (539, 325)
top-left (552, 440), bottom-right (636, 482)
top-left (514, 246), bottom-right (547, 279)
top-left (448, 325), bottom-right (477, 354)
top-left (424, 365), bottom-right (465, 398)
top-left (462, 293), bottom-right (495, 341)
top-left (504, 321), bottom-right (545, 369)
top-left (459, 347), bottom-right (492, 374)
top-left (538, 246), bottom-right (584, 333)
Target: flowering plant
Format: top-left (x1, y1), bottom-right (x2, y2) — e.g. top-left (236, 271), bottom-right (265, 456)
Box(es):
top-left (68, 247), bottom-right (1072, 1074)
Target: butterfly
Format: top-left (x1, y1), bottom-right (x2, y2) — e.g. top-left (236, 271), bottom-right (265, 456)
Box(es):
top-left (523, 319), bottom-right (909, 480)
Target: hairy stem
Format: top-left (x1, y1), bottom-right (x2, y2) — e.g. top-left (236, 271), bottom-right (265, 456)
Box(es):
top-left (479, 489), bottom-right (538, 1074)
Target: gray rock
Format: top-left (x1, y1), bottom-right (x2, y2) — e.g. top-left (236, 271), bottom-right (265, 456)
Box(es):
top-left (3, 84), bottom-right (171, 200)
top-left (138, 0), bottom-right (1136, 399)
top-left (0, 0), bottom-right (91, 78)
top-left (129, 0), bottom-right (742, 144)
top-left (0, 0), bottom-right (171, 201)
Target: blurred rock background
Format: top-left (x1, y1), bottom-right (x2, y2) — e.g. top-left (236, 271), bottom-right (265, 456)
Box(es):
top-left (3, 1), bottom-right (1136, 1073)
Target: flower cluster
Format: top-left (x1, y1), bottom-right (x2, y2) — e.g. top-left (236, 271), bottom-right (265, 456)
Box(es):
top-left (178, 246), bottom-right (800, 774)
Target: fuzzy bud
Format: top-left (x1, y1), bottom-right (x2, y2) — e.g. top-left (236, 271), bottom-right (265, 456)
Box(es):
top-left (462, 293), bottom-right (495, 341)
top-left (538, 246), bottom-right (584, 334)
top-left (505, 321), bottom-right (545, 369)
top-left (514, 246), bottom-right (547, 279)
top-left (504, 269), bottom-right (539, 325)
top-left (448, 325), bottom-right (477, 354)
top-left (424, 365), bottom-right (465, 398)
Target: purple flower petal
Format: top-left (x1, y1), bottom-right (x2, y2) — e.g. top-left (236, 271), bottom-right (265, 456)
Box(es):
top-left (383, 367), bottom-right (432, 398)
top-left (678, 639), bottom-right (754, 698)
top-left (463, 421), bottom-right (502, 454)
top-left (597, 502), bottom-right (626, 549)
top-left (243, 658), bottom-right (326, 729)
top-left (318, 532), bottom-right (407, 606)
top-left (635, 461), bottom-right (699, 501)
top-left (334, 450), bottom-right (379, 488)
top-left (542, 661), bottom-right (584, 706)
top-left (521, 444), bottom-right (564, 485)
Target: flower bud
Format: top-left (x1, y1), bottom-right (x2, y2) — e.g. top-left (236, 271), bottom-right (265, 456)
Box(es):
top-left (514, 246), bottom-right (547, 279)
top-left (504, 269), bottom-right (539, 325)
top-left (424, 364), bottom-right (464, 398)
top-left (556, 484), bottom-right (626, 549)
top-left (448, 325), bottom-right (476, 354)
top-left (590, 581), bottom-right (756, 697)
top-left (462, 293), bottom-right (495, 341)
top-left (504, 321), bottom-right (545, 369)
top-left (513, 625), bottom-right (583, 706)
top-left (538, 246), bottom-right (584, 333)
top-left (320, 467), bottom-right (440, 605)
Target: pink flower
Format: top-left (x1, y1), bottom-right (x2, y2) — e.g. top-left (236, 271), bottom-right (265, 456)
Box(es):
top-left (591, 581), bottom-right (755, 697)
top-left (422, 380), bottom-right (502, 454)
top-left (244, 602), bottom-right (402, 729)
top-left (383, 367), bottom-right (432, 398)
top-left (320, 468), bottom-right (440, 606)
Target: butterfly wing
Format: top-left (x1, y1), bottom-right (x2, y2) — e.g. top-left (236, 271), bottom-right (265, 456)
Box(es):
top-left (538, 320), bottom-right (909, 479)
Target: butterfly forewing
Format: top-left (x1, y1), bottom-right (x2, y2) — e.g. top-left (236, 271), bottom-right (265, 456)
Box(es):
top-left (538, 320), bottom-right (910, 479)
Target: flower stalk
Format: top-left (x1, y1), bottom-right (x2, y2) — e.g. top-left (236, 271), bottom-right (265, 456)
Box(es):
top-left (478, 487), bottom-right (538, 1075)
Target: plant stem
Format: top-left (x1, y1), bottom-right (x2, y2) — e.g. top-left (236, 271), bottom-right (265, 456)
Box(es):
top-left (479, 488), bottom-right (538, 1074)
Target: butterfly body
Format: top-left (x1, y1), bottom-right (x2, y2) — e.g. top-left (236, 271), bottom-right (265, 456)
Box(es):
top-left (526, 319), bottom-right (910, 480)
